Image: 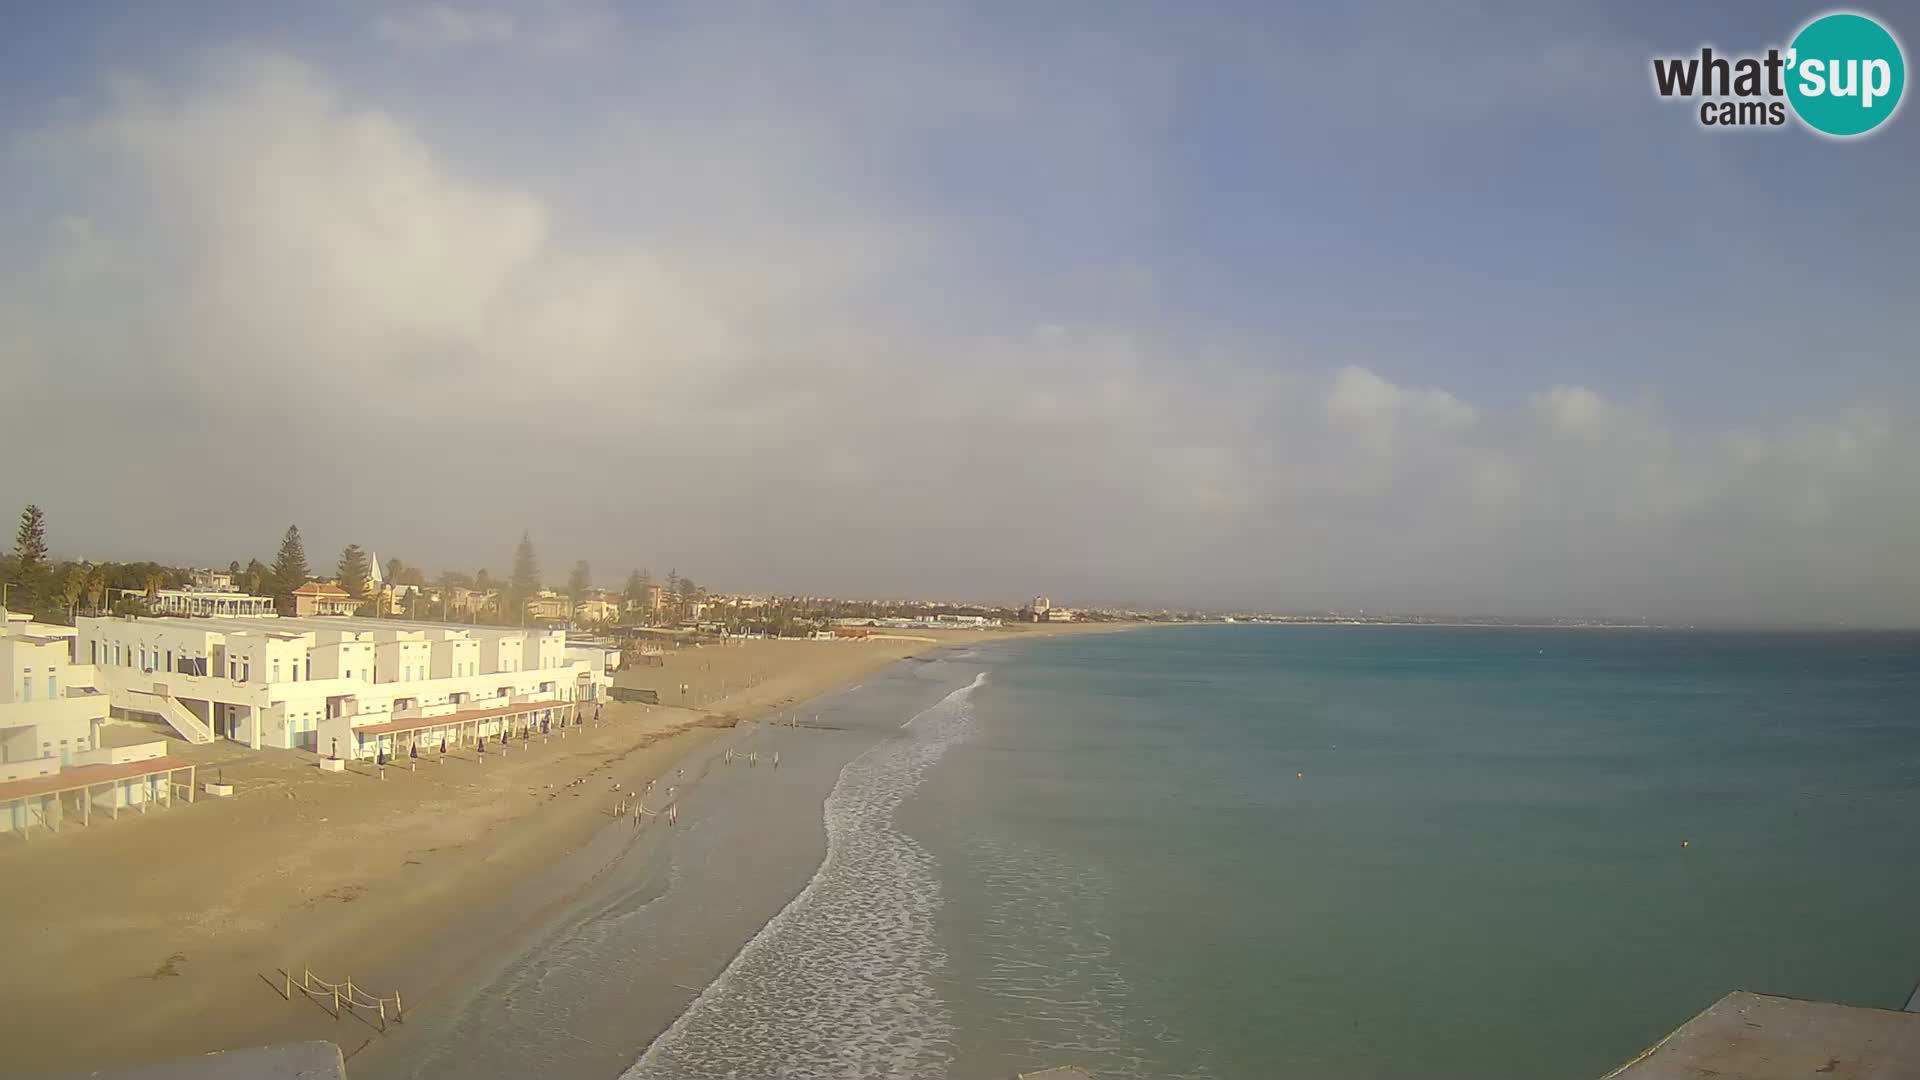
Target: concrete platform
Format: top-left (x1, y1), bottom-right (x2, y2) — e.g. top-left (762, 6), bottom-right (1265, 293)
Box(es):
top-left (1604, 992), bottom-right (1920, 1080)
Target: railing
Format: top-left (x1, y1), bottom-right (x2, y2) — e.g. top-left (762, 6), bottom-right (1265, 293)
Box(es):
top-left (109, 686), bottom-right (214, 744)
top-left (284, 966), bottom-right (404, 1031)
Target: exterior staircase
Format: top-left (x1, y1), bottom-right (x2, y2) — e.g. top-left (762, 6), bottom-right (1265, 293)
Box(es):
top-left (110, 685), bottom-right (215, 745)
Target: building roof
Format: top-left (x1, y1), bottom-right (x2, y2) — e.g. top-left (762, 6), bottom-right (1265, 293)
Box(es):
top-left (0, 755), bottom-right (194, 803)
top-left (352, 698), bottom-right (568, 737)
top-left (292, 582), bottom-right (352, 599)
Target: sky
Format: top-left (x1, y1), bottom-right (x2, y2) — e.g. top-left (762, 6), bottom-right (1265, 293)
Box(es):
top-left (1, 1), bottom-right (1916, 624)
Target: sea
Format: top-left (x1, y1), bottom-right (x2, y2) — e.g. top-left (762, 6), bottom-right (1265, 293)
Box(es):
top-left (364, 625), bottom-right (1920, 1080)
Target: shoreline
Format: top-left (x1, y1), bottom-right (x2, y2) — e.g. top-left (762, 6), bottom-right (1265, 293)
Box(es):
top-left (0, 622), bottom-right (1134, 1079)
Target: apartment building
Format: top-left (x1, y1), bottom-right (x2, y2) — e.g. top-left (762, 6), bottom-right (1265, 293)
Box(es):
top-left (75, 613), bottom-right (610, 758)
top-left (2, 610), bottom-right (188, 836)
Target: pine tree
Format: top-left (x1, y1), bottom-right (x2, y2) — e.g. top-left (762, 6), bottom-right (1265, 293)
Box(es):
top-left (14, 505), bottom-right (48, 572)
top-left (337, 545), bottom-right (372, 600)
top-left (510, 532), bottom-right (540, 607)
top-left (661, 569), bottom-right (680, 621)
top-left (567, 561), bottom-right (591, 605)
top-left (271, 525), bottom-right (311, 610)
top-left (10, 504), bottom-right (50, 610)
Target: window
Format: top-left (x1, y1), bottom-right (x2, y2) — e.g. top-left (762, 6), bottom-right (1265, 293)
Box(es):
top-left (167, 650), bottom-right (174, 672)
top-left (48, 674), bottom-right (58, 698)
top-left (272, 660), bottom-right (281, 682)
top-left (22, 679), bottom-right (31, 703)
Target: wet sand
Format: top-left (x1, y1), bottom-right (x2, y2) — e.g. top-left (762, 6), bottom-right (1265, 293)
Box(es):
top-left (0, 624), bottom-right (1128, 1078)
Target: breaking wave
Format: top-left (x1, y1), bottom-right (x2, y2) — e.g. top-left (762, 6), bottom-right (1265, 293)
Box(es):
top-left (623, 674), bottom-right (986, 1080)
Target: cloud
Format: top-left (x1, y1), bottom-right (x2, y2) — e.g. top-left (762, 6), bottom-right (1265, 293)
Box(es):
top-left (0, 47), bottom-right (1915, 625)
top-left (375, 4), bottom-right (515, 49)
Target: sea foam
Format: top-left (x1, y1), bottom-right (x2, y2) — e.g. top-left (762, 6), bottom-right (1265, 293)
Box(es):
top-left (623, 673), bottom-right (987, 1080)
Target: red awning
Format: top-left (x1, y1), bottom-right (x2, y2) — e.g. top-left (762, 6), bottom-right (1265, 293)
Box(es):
top-left (0, 756), bottom-right (193, 802)
top-left (352, 699), bottom-right (566, 737)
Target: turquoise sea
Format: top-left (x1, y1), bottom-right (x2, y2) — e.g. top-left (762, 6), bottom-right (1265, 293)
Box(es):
top-left (371, 625), bottom-right (1920, 1080)
top-left (906, 626), bottom-right (1920, 1078)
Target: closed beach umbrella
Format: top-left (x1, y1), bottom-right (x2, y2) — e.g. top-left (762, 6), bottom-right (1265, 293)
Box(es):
top-left (409, 741), bottom-right (418, 760)
top-left (440, 734), bottom-right (448, 755)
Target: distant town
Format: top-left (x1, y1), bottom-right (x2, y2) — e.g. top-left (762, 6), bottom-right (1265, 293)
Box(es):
top-left (0, 503), bottom-right (1691, 644)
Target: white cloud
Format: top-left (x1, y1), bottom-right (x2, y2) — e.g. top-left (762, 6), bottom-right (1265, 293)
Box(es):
top-left (0, 48), bottom-right (1915, 625)
top-left (376, 4), bottom-right (515, 49)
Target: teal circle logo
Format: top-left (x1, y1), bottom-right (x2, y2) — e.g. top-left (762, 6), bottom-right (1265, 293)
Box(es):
top-left (1787, 12), bottom-right (1905, 136)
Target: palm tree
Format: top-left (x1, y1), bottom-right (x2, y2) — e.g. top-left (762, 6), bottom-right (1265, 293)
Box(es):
top-left (61, 566), bottom-right (87, 624)
top-left (84, 565), bottom-right (107, 616)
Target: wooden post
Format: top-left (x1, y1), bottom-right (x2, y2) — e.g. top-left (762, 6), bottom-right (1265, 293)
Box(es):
top-left (394, 989), bottom-right (403, 1021)
top-left (190, 764), bottom-right (197, 803)
top-left (284, 969), bottom-right (292, 1000)
top-left (332, 984), bottom-right (340, 1016)
top-left (82, 784), bottom-right (90, 826)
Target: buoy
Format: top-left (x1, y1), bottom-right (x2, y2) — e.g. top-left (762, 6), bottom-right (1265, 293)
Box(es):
top-left (1681, 840), bottom-right (1690, 848)
top-left (1296, 771), bottom-right (1303, 779)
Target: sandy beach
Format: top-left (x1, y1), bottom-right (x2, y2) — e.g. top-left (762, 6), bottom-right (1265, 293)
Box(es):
top-left (0, 623), bottom-right (1128, 1078)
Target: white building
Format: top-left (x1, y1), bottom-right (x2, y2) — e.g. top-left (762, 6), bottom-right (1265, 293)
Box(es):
top-left (121, 588), bottom-right (276, 618)
top-left (2, 610), bottom-right (189, 836)
top-left (76, 613), bottom-right (612, 760)
top-left (189, 568), bottom-right (234, 592)
top-left (574, 596), bottom-right (620, 624)
top-left (933, 614), bottom-right (1001, 627)
top-left (2, 611), bottom-right (105, 770)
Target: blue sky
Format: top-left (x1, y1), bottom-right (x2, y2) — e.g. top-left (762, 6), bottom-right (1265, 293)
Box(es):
top-left (1, 3), bottom-right (1915, 622)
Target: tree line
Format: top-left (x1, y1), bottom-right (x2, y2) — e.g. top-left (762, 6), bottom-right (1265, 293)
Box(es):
top-left (1, 505), bottom-right (708, 629)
